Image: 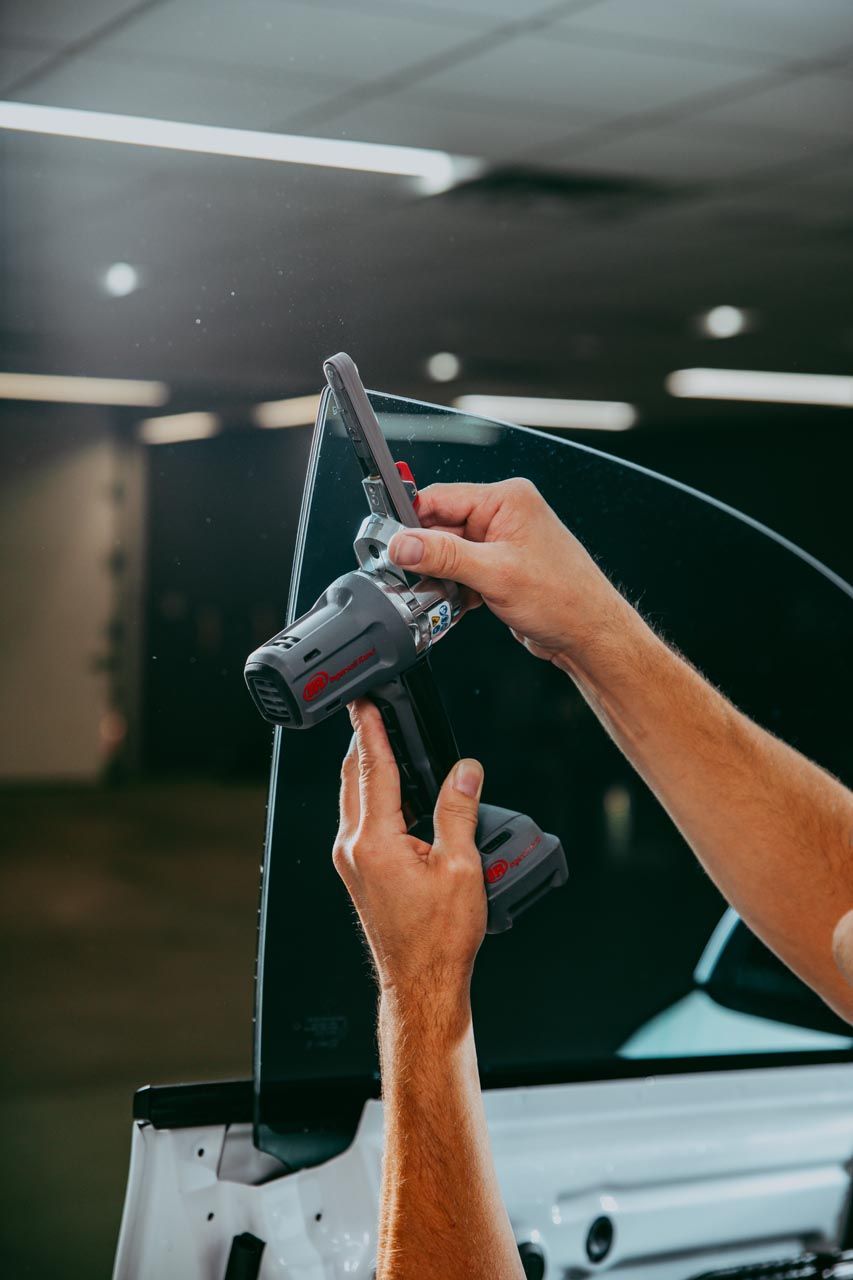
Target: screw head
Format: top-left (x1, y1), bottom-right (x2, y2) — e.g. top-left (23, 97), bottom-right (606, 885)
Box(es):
top-left (586, 1215), bottom-right (614, 1264)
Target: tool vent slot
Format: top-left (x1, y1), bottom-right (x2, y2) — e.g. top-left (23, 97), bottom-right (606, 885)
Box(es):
top-left (251, 676), bottom-right (293, 725)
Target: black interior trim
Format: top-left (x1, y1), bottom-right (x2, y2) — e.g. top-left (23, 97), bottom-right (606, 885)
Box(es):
top-left (134, 1079), bottom-right (254, 1128)
top-left (135, 1050), bottom-right (853, 1131)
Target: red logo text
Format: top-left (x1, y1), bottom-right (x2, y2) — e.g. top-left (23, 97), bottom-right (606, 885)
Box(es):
top-left (485, 835), bottom-right (542, 885)
top-left (302, 647), bottom-right (377, 702)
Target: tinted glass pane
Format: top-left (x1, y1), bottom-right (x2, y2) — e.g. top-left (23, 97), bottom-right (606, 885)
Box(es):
top-left (256, 393), bottom-right (852, 1146)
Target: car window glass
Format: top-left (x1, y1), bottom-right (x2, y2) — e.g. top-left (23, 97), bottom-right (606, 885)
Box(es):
top-left (255, 391), bottom-right (852, 1148)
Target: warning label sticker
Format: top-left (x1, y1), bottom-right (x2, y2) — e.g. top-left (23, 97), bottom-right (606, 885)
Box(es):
top-left (429, 599), bottom-right (453, 639)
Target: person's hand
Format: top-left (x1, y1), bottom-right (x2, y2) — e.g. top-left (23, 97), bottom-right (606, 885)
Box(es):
top-left (387, 478), bottom-right (630, 666)
top-left (333, 700), bottom-right (487, 1004)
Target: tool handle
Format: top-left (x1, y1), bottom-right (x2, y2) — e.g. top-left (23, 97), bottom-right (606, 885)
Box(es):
top-left (369, 661), bottom-right (569, 933)
top-left (369, 658), bottom-right (459, 840)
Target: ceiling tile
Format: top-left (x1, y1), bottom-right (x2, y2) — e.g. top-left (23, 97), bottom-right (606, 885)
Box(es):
top-left (4, 0), bottom-right (851, 400)
top-left (560, 0), bottom-right (853, 63)
top-left (98, 0), bottom-right (478, 82)
top-left (545, 120), bottom-right (816, 182)
top-left (415, 33), bottom-right (767, 119)
top-left (310, 90), bottom-right (595, 159)
top-left (0, 42), bottom-right (57, 92)
top-left (317, 0), bottom-right (547, 22)
top-left (13, 54), bottom-right (344, 131)
top-left (0, 0), bottom-right (137, 46)
top-left (695, 74), bottom-right (853, 141)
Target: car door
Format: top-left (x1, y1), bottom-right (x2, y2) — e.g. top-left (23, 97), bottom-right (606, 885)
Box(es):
top-left (116, 389), bottom-right (853, 1280)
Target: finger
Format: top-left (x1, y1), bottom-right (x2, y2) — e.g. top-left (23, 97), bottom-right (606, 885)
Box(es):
top-left (417, 521), bottom-right (468, 539)
top-left (388, 527), bottom-right (506, 596)
top-left (338, 734), bottom-right (360, 837)
top-left (432, 758), bottom-right (484, 857)
top-left (349, 699), bottom-right (404, 829)
top-left (414, 482), bottom-right (490, 532)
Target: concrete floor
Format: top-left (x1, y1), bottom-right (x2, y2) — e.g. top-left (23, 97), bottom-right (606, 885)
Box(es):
top-left (0, 783), bottom-right (266, 1279)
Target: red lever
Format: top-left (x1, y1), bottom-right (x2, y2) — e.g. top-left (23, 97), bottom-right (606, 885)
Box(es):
top-left (395, 460), bottom-right (419, 507)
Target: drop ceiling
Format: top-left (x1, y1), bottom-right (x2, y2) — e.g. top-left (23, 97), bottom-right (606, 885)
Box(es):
top-left (1, 0), bottom-right (852, 419)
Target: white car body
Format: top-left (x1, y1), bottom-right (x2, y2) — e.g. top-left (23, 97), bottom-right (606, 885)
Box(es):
top-left (114, 1062), bottom-right (853, 1279)
top-left (114, 907), bottom-right (853, 1278)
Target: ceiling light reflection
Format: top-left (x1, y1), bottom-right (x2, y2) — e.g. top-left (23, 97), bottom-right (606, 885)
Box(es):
top-left (103, 262), bottom-right (139, 297)
top-left (699, 305), bottom-right (747, 339)
top-left (426, 352), bottom-right (461, 382)
top-left (138, 411), bottom-right (220, 445)
top-left (0, 102), bottom-right (476, 193)
top-left (454, 394), bottom-right (637, 431)
top-left (666, 368), bottom-right (853, 407)
top-left (0, 372), bottom-right (168, 406)
top-left (252, 393), bottom-right (322, 429)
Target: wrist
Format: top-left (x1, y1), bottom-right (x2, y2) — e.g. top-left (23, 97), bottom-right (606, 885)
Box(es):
top-left (552, 584), bottom-right (643, 686)
top-left (379, 978), bottom-right (473, 1048)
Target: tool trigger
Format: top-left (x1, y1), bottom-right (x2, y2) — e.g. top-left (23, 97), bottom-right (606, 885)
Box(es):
top-left (394, 460), bottom-right (418, 506)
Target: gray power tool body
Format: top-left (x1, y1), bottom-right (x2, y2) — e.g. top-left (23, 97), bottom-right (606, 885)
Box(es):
top-left (244, 353), bottom-right (568, 932)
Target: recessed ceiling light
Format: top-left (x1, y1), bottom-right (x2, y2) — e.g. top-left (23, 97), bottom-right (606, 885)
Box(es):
top-left (0, 372), bottom-right (168, 406)
top-left (454, 394), bottom-right (637, 431)
top-left (103, 262), bottom-right (139, 297)
top-left (138, 411), bottom-right (220, 445)
top-left (699, 305), bottom-right (747, 339)
top-left (666, 368), bottom-right (853, 407)
top-left (426, 352), bottom-right (461, 383)
top-left (252, 393), bottom-right (322, 429)
top-left (0, 101), bottom-right (479, 194)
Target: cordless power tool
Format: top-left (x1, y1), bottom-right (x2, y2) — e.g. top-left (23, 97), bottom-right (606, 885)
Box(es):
top-left (244, 353), bottom-right (568, 932)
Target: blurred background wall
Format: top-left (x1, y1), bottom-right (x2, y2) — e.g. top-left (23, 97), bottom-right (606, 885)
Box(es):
top-left (1, 1), bottom-right (852, 1275)
top-left (1, 409), bottom-right (115, 778)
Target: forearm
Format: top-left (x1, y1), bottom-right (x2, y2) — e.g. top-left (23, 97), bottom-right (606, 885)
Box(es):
top-left (559, 598), bottom-right (853, 1021)
top-left (377, 988), bottom-right (524, 1280)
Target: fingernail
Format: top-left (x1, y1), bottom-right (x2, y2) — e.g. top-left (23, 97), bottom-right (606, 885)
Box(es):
top-left (454, 759), bottom-right (483, 798)
top-left (390, 532), bottom-right (424, 567)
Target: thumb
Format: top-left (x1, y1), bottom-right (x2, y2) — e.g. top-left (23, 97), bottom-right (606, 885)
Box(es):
top-left (432, 758), bottom-right (484, 854)
top-left (389, 527), bottom-right (501, 594)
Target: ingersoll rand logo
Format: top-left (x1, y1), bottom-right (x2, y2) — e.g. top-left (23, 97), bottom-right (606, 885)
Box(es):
top-left (302, 647), bottom-right (377, 702)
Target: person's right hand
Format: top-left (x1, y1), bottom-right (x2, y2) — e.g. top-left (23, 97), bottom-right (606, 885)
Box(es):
top-left (388, 478), bottom-right (629, 665)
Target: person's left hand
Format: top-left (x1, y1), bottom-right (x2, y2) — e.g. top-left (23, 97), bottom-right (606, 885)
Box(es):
top-left (333, 700), bottom-right (487, 1003)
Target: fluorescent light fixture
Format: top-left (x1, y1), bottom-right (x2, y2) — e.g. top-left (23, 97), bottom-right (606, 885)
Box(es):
top-left (103, 261), bottom-right (139, 298)
top-left (453, 394), bottom-right (637, 432)
top-left (252, 393), bottom-right (322, 429)
top-left (426, 352), bottom-right (461, 383)
top-left (699, 305), bottom-right (747, 339)
top-left (0, 102), bottom-right (475, 194)
top-left (0, 371), bottom-right (168, 406)
top-left (666, 367), bottom-right (853, 407)
top-left (138, 411), bottom-right (220, 445)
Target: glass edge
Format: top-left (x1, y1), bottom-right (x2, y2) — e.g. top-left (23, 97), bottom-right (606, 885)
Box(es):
top-left (255, 384), bottom-right (331, 1127)
top-left (286, 385), bottom-right (333, 626)
top-left (367, 389), bottom-right (853, 598)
